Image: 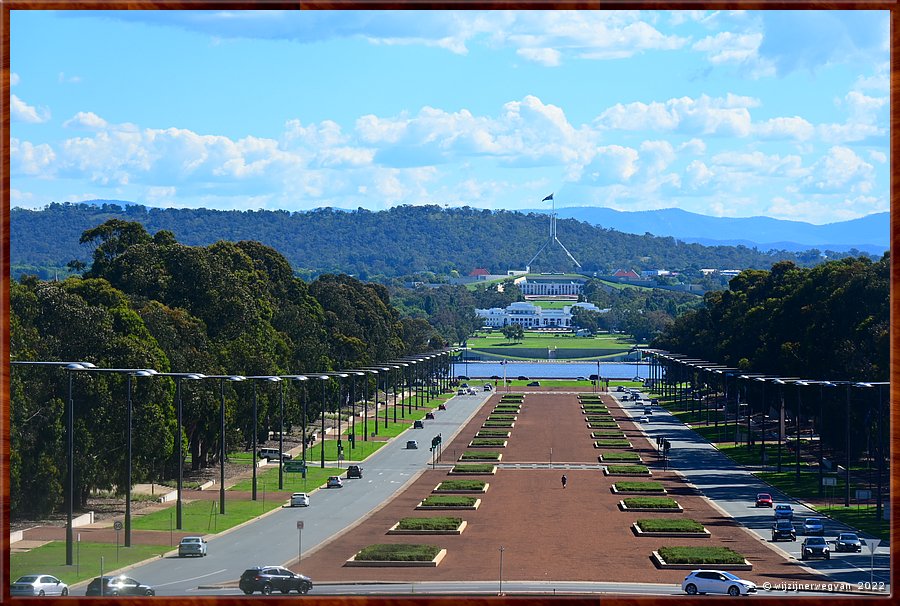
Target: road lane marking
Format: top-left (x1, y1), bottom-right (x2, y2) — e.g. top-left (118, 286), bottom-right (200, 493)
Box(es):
top-left (153, 569), bottom-right (228, 588)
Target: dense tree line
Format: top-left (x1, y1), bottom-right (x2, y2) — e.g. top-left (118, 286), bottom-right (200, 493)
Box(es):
top-left (652, 254), bottom-right (890, 381)
top-left (11, 202), bottom-right (841, 281)
top-left (10, 220), bottom-right (443, 518)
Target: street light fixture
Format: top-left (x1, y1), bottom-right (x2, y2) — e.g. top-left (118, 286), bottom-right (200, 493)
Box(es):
top-left (69, 366), bottom-right (158, 547)
top-left (154, 372), bottom-right (205, 528)
top-left (10, 360), bottom-right (97, 565)
top-left (244, 376), bottom-right (282, 498)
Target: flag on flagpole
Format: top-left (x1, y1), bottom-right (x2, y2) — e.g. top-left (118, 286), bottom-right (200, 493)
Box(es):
top-left (542, 193), bottom-right (554, 201)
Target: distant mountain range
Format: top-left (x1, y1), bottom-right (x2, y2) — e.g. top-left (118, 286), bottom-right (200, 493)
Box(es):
top-left (522, 207), bottom-right (889, 255)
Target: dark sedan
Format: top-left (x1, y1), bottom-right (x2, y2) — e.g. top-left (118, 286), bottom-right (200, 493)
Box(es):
top-left (801, 536), bottom-right (830, 560)
top-left (771, 520), bottom-right (796, 542)
top-left (239, 566), bottom-right (312, 595)
top-left (85, 576), bottom-right (155, 596)
top-left (835, 532), bottom-right (863, 552)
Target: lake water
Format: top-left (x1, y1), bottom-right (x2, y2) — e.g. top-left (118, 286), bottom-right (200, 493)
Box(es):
top-left (452, 361), bottom-right (650, 379)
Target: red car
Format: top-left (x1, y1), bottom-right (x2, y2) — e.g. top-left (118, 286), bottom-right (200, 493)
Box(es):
top-left (755, 493), bottom-right (773, 507)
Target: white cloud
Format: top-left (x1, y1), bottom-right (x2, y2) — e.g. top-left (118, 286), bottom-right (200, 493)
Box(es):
top-left (10, 94), bottom-right (50, 123)
top-left (766, 194), bottom-right (885, 224)
top-left (516, 47), bottom-right (561, 66)
top-left (10, 138), bottom-right (57, 175)
top-left (710, 151), bottom-right (805, 177)
top-left (678, 138), bottom-right (706, 154)
top-left (597, 94), bottom-right (754, 137)
top-left (693, 31), bottom-right (762, 64)
top-left (843, 91), bottom-right (886, 124)
top-left (10, 72), bottom-right (20, 85)
top-left (868, 150), bottom-right (886, 164)
top-left (685, 160), bottom-right (713, 188)
top-left (753, 116), bottom-right (815, 141)
top-left (579, 145), bottom-right (639, 184)
top-left (58, 72), bottom-right (82, 84)
top-left (638, 140), bottom-right (675, 175)
top-left (802, 146), bottom-right (874, 194)
top-left (63, 111), bottom-right (109, 130)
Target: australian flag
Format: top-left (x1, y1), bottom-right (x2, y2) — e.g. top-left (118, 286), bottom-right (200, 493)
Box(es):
top-left (542, 193), bottom-right (554, 201)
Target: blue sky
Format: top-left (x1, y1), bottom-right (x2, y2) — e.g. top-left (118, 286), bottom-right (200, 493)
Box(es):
top-left (9, 10), bottom-right (890, 224)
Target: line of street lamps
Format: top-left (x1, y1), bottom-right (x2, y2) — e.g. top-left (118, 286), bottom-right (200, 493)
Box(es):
top-left (10, 348), bottom-right (453, 568)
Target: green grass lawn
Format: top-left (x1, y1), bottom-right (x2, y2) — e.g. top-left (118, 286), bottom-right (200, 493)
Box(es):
top-left (638, 519), bottom-right (705, 533)
top-left (396, 517), bottom-right (462, 531)
top-left (600, 452), bottom-right (641, 461)
top-left (623, 497), bottom-right (679, 508)
top-left (355, 543), bottom-right (441, 561)
top-left (595, 440), bottom-right (632, 448)
top-left (468, 332), bottom-right (633, 350)
top-left (460, 450), bottom-right (501, 460)
top-left (658, 546), bottom-right (745, 564)
top-left (435, 480), bottom-right (486, 491)
top-left (607, 465), bottom-right (649, 474)
top-left (228, 465), bottom-right (342, 492)
top-left (614, 481), bottom-right (665, 492)
top-left (130, 498), bottom-right (284, 534)
top-left (11, 541), bottom-right (171, 587)
top-left (450, 464), bottom-right (496, 473)
top-left (816, 505), bottom-right (888, 540)
top-left (420, 495), bottom-right (478, 507)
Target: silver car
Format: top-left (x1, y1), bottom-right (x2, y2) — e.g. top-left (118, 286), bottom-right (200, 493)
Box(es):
top-left (11, 574), bottom-right (69, 596)
top-left (290, 492), bottom-right (310, 507)
top-left (178, 536), bottom-right (208, 557)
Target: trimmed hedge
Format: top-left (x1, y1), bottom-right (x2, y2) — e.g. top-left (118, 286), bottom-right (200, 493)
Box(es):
top-left (436, 480), bottom-right (486, 491)
top-left (588, 422), bottom-right (619, 429)
top-left (420, 495), bottom-right (478, 507)
top-left (476, 430), bottom-right (510, 438)
top-left (397, 517), bottom-right (462, 531)
top-left (451, 464), bottom-right (495, 473)
top-left (460, 450), bottom-right (501, 460)
top-left (623, 497), bottom-right (679, 508)
top-left (595, 440), bottom-right (631, 447)
top-left (607, 464), bottom-right (649, 474)
top-left (469, 439), bottom-right (506, 447)
top-left (592, 430), bottom-right (626, 438)
top-left (614, 481), bottom-right (665, 492)
top-left (658, 546), bottom-right (745, 565)
top-left (355, 544), bottom-right (441, 561)
top-left (637, 519), bottom-right (705, 533)
top-left (601, 452), bottom-right (641, 461)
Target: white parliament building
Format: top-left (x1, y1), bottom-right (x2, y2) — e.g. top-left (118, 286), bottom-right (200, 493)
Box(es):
top-left (476, 301), bottom-right (604, 329)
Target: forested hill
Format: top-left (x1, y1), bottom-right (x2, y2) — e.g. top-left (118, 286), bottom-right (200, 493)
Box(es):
top-left (12, 202), bottom-right (831, 280)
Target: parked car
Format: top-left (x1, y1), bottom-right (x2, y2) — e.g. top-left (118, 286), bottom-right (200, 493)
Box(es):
top-left (772, 520), bottom-right (797, 542)
top-left (290, 492), bottom-right (310, 507)
top-left (258, 448), bottom-right (292, 461)
top-left (406, 440), bottom-right (419, 449)
top-left (178, 536), bottom-right (208, 557)
top-left (835, 532), bottom-right (863, 552)
top-left (239, 567), bottom-right (312, 595)
top-left (413, 420), bottom-right (425, 429)
top-left (774, 504), bottom-right (794, 520)
top-left (326, 476), bottom-right (343, 488)
top-left (682, 570), bottom-right (757, 596)
top-left (801, 536), bottom-right (831, 560)
top-left (86, 576), bottom-right (155, 596)
top-left (755, 493), bottom-right (774, 507)
top-left (346, 465), bottom-right (363, 479)
top-left (802, 517), bottom-right (825, 535)
top-left (527, 381), bottom-right (541, 387)
top-left (11, 575), bottom-right (69, 597)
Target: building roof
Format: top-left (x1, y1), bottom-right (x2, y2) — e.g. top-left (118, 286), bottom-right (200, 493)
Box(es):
top-left (469, 268), bottom-right (490, 276)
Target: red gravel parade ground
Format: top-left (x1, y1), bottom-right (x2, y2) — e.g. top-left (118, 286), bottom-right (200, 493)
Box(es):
top-left (292, 390), bottom-right (828, 587)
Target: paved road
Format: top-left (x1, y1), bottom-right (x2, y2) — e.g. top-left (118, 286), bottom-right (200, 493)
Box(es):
top-left (614, 390), bottom-right (890, 591)
top-left (78, 390), bottom-right (493, 596)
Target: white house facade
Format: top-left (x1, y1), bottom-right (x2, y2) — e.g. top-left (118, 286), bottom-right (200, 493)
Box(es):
top-left (520, 275), bottom-right (586, 296)
top-left (476, 301), bottom-right (603, 329)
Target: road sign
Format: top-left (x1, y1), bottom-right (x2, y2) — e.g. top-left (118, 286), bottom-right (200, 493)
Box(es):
top-left (822, 477), bottom-right (837, 486)
top-left (865, 538), bottom-right (880, 554)
top-left (113, 521), bottom-right (123, 531)
top-left (283, 460), bottom-right (307, 473)
top-left (296, 520), bottom-right (304, 530)
top-left (855, 489), bottom-right (872, 500)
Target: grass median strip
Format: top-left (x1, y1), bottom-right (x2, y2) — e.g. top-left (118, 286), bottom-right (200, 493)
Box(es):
top-left (11, 542), bottom-right (170, 586)
top-left (130, 499), bottom-right (284, 533)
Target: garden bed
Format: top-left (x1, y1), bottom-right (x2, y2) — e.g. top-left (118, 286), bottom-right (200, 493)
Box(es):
top-left (591, 431), bottom-right (626, 439)
top-left (448, 464), bottom-right (497, 475)
top-left (599, 452), bottom-right (642, 463)
top-left (416, 495), bottom-right (481, 510)
top-left (475, 430), bottom-right (511, 439)
top-left (346, 544), bottom-right (447, 567)
top-left (482, 422), bottom-right (514, 429)
top-left (618, 497), bottom-right (682, 512)
top-left (594, 440), bottom-right (632, 449)
top-left (603, 464), bottom-right (650, 476)
top-left (633, 519), bottom-right (709, 538)
top-left (387, 517), bottom-right (467, 535)
top-left (468, 439), bottom-right (507, 448)
top-left (611, 481), bottom-right (666, 494)
top-left (459, 451), bottom-right (502, 461)
top-left (433, 480), bottom-right (488, 493)
top-left (652, 547), bottom-right (751, 570)
top-left (588, 423), bottom-right (620, 429)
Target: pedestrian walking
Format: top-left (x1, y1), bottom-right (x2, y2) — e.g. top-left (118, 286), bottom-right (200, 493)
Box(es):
top-left (561, 474), bottom-right (567, 489)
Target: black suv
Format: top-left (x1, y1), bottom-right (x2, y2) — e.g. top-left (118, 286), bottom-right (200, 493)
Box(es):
top-left (771, 520), bottom-right (797, 542)
top-left (347, 465), bottom-right (363, 479)
top-left (239, 567), bottom-right (312, 595)
top-left (85, 576), bottom-right (155, 596)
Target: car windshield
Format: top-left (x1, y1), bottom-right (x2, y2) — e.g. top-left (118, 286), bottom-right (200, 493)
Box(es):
top-left (721, 572), bottom-right (741, 581)
top-left (182, 537), bottom-right (200, 543)
top-left (840, 534), bottom-right (858, 540)
top-left (807, 538), bottom-right (826, 545)
top-left (777, 521), bottom-right (792, 527)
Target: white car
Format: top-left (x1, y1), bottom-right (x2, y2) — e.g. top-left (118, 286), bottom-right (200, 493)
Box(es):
top-left (290, 492), bottom-right (310, 507)
top-left (638, 416), bottom-right (649, 423)
top-left (11, 575), bottom-right (69, 596)
top-left (682, 570), bottom-right (757, 596)
top-left (467, 387), bottom-right (477, 395)
top-left (178, 536), bottom-right (208, 557)
top-left (326, 476), bottom-right (343, 488)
